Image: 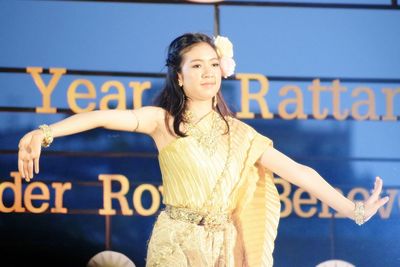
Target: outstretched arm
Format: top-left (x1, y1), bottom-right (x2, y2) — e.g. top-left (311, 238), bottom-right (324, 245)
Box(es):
top-left (18, 106), bottom-right (164, 181)
top-left (259, 146), bottom-right (390, 224)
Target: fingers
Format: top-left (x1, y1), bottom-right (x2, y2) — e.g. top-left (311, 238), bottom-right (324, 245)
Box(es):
top-left (375, 176), bottom-right (383, 193)
top-left (23, 159), bottom-right (30, 181)
top-left (18, 139), bottom-right (42, 182)
top-left (368, 176), bottom-right (383, 203)
top-left (367, 195), bottom-right (390, 220)
top-left (18, 159), bottom-right (24, 178)
top-left (365, 176), bottom-right (390, 219)
top-left (378, 196), bottom-right (390, 207)
top-left (34, 157), bottom-right (40, 175)
top-left (18, 135), bottom-right (31, 180)
top-left (28, 159), bottom-right (34, 179)
top-left (18, 148), bottom-right (25, 179)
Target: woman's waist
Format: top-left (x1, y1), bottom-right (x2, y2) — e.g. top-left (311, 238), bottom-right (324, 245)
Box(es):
top-left (164, 204), bottom-right (233, 232)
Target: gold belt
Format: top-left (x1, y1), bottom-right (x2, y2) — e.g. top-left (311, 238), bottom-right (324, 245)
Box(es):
top-left (165, 205), bottom-right (231, 232)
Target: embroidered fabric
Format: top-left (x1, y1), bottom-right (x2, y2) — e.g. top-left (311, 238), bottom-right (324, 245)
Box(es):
top-left (165, 205), bottom-right (232, 232)
top-left (146, 111), bottom-right (281, 267)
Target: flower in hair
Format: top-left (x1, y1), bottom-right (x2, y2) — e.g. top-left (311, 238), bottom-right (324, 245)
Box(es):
top-left (214, 36), bottom-right (236, 78)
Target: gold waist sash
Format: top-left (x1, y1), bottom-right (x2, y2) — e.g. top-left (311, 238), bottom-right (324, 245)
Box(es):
top-left (165, 205), bottom-right (232, 232)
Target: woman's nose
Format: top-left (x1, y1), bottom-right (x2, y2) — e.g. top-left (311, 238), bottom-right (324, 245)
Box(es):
top-left (202, 66), bottom-right (214, 78)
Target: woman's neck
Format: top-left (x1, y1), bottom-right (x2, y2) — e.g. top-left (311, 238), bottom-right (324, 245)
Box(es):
top-left (186, 99), bottom-right (213, 120)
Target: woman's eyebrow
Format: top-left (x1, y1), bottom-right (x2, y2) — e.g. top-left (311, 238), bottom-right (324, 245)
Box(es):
top-left (190, 58), bottom-right (219, 63)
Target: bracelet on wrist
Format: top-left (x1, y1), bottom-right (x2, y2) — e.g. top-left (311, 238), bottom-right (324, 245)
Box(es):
top-left (38, 124), bottom-right (54, 148)
top-left (354, 201), bottom-right (365, 226)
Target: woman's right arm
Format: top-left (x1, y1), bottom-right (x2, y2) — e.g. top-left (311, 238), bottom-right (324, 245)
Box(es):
top-left (18, 106), bottom-right (164, 181)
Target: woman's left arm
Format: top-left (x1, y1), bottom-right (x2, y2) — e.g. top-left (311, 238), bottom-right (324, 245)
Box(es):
top-left (259, 146), bottom-right (390, 223)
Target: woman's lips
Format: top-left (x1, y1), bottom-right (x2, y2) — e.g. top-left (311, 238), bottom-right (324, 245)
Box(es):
top-left (201, 82), bottom-right (215, 86)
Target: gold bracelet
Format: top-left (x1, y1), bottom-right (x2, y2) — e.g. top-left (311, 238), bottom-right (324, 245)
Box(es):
top-left (38, 124), bottom-right (54, 148)
top-left (354, 201), bottom-right (365, 226)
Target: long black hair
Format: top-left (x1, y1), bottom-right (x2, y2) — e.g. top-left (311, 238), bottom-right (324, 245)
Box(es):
top-left (154, 32), bottom-right (234, 137)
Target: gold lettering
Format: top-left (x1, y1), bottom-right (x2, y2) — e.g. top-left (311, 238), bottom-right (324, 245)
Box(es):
top-left (24, 182), bottom-right (50, 213)
top-left (381, 88), bottom-right (400, 121)
top-left (133, 184), bottom-right (160, 216)
top-left (67, 79), bottom-right (97, 113)
top-left (0, 172), bottom-right (26, 213)
top-left (236, 73), bottom-right (273, 119)
top-left (99, 174), bottom-right (133, 215)
top-left (50, 182), bottom-right (72, 213)
top-left (275, 177), bottom-right (292, 218)
top-left (308, 79), bottom-right (328, 120)
top-left (351, 87), bottom-right (379, 120)
top-left (100, 81), bottom-right (127, 110)
top-left (331, 79), bottom-right (349, 120)
top-left (27, 67), bottom-right (66, 114)
top-left (278, 85), bottom-right (308, 120)
top-left (129, 81), bottom-right (152, 109)
top-left (293, 188), bottom-right (317, 218)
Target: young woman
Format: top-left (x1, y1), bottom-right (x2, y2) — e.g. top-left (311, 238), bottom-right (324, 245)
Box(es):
top-left (17, 33), bottom-right (389, 267)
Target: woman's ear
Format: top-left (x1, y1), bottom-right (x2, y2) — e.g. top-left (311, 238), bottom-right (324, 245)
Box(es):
top-left (177, 72), bottom-right (183, 87)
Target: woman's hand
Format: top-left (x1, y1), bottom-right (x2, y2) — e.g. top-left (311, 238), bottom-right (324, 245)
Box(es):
top-left (363, 176), bottom-right (390, 223)
top-left (259, 147), bottom-right (391, 224)
top-left (18, 130), bottom-right (44, 182)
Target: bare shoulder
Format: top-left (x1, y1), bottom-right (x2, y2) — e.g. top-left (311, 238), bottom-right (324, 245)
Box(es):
top-left (133, 106), bottom-right (167, 135)
top-left (101, 106), bottom-right (165, 134)
top-left (139, 106), bottom-right (166, 120)
top-left (146, 107), bottom-right (182, 152)
top-left (149, 106), bottom-right (174, 134)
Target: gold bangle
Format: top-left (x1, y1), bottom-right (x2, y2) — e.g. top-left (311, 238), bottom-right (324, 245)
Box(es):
top-left (38, 124), bottom-right (54, 148)
top-left (354, 201), bottom-right (365, 226)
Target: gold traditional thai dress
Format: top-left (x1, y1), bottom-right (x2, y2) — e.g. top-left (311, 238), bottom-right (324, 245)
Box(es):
top-left (146, 111), bottom-right (281, 267)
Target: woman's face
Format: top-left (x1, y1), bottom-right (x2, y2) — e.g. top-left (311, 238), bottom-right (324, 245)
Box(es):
top-left (177, 42), bottom-right (222, 102)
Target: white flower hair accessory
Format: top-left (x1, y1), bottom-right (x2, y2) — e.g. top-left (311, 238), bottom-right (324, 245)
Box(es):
top-left (214, 35), bottom-right (236, 78)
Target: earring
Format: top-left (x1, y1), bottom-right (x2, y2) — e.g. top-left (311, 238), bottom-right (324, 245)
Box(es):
top-left (178, 80), bottom-right (183, 87)
top-left (213, 96), bottom-right (218, 108)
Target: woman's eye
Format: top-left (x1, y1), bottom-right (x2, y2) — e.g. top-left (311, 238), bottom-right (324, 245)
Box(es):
top-left (192, 64), bottom-right (201, 68)
top-left (212, 63), bottom-right (220, 67)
